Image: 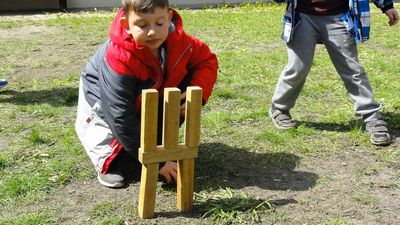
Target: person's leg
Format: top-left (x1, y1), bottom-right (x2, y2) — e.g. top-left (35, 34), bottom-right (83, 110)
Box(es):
top-left (321, 14), bottom-right (390, 145)
top-left (75, 80), bottom-right (125, 187)
top-left (321, 14), bottom-right (381, 119)
top-left (270, 13), bottom-right (319, 128)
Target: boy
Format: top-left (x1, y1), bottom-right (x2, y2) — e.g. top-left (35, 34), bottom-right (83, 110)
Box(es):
top-left (75, 0), bottom-right (218, 188)
top-left (269, 0), bottom-right (398, 146)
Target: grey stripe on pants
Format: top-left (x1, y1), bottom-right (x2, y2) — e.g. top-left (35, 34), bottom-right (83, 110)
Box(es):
top-left (271, 13), bottom-right (381, 122)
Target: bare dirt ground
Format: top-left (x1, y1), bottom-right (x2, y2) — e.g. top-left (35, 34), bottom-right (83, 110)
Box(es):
top-left (28, 143), bottom-right (400, 224)
top-left (1, 15), bottom-right (400, 225)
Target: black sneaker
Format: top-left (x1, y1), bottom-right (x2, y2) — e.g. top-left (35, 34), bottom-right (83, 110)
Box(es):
top-left (364, 119), bottom-right (391, 146)
top-left (269, 106), bottom-right (297, 129)
top-left (97, 172), bottom-right (124, 188)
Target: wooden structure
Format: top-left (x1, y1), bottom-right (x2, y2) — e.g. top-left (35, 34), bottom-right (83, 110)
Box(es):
top-left (138, 87), bottom-right (202, 219)
top-left (59, 0), bottom-right (67, 10)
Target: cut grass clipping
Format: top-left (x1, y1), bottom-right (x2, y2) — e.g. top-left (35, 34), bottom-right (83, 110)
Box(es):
top-left (196, 188), bottom-right (274, 224)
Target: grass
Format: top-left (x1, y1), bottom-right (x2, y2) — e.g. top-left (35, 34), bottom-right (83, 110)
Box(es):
top-left (0, 3), bottom-right (399, 224)
top-left (352, 194), bottom-right (378, 205)
top-left (196, 188), bottom-right (274, 224)
top-left (322, 217), bottom-right (354, 225)
top-left (0, 212), bottom-right (58, 225)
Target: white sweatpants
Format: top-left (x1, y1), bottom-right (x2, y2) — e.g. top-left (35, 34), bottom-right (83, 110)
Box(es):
top-left (75, 79), bottom-right (116, 172)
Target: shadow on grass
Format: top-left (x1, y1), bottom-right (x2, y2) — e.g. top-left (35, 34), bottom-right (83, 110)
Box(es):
top-left (297, 119), bottom-right (359, 132)
top-left (195, 142), bottom-right (317, 192)
top-left (0, 87), bottom-right (78, 106)
top-left (157, 142), bottom-right (311, 220)
top-left (157, 195), bottom-right (295, 220)
top-left (382, 111), bottom-right (400, 139)
top-left (297, 111), bottom-right (400, 138)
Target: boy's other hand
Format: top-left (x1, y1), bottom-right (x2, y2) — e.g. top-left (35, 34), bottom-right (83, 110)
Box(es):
top-left (385, 8), bottom-right (399, 26)
top-left (159, 161), bottom-right (177, 183)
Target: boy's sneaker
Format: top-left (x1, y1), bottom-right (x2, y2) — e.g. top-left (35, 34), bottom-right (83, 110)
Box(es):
top-left (0, 79), bottom-right (8, 88)
top-left (269, 106), bottom-right (297, 129)
top-left (364, 119), bottom-right (391, 146)
top-left (97, 172), bottom-right (124, 188)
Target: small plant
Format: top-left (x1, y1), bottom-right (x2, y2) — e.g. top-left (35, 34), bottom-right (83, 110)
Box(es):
top-left (322, 217), bottom-right (354, 225)
top-left (196, 188), bottom-right (274, 224)
top-left (28, 129), bottom-right (45, 144)
top-left (353, 194), bottom-right (378, 205)
top-left (355, 164), bottom-right (382, 176)
top-left (0, 155), bottom-right (8, 169)
top-left (64, 89), bottom-right (78, 105)
top-left (89, 202), bottom-right (116, 218)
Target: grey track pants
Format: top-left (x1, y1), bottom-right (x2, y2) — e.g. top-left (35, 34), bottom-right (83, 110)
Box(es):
top-left (271, 13), bottom-right (381, 122)
top-left (75, 79), bottom-right (116, 172)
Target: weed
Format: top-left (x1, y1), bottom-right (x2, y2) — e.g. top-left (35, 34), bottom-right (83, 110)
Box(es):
top-left (28, 129), bottom-right (45, 144)
top-left (355, 164), bottom-right (382, 176)
top-left (322, 217), bottom-right (354, 225)
top-left (0, 155), bottom-right (8, 169)
top-left (0, 212), bottom-right (57, 225)
top-left (196, 188), bottom-right (274, 224)
top-left (353, 194), bottom-right (378, 205)
top-left (90, 202), bottom-right (116, 218)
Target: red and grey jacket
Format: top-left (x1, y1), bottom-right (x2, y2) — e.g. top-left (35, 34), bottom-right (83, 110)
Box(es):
top-left (81, 8), bottom-right (218, 156)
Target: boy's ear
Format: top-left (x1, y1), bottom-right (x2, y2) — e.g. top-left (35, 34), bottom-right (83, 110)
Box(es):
top-left (119, 16), bottom-right (131, 34)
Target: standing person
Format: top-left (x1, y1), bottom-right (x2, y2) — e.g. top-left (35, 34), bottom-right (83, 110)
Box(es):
top-left (269, 0), bottom-right (399, 145)
top-left (75, 0), bottom-right (218, 188)
top-left (0, 79), bottom-right (7, 88)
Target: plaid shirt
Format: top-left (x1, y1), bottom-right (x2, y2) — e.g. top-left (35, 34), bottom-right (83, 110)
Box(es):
top-left (281, 0), bottom-right (394, 43)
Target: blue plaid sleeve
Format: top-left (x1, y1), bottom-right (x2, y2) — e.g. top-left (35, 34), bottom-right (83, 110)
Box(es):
top-left (373, 0), bottom-right (394, 12)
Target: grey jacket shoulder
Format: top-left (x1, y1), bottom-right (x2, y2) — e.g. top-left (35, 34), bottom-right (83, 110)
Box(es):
top-left (80, 40), bottom-right (110, 108)
top-left (80, 40), bottom-right (142, 154)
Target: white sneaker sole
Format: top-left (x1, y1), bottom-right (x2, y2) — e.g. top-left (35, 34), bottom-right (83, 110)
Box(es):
top-left (97, 174), bottom-right (124, 188)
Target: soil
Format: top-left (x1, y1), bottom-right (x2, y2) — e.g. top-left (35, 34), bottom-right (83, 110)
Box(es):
top-left (35, 144), bottom-right (400, 225)
top-left (1, 16), bottom-right (399, 225)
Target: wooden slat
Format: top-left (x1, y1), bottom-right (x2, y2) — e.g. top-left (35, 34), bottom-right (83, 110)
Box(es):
top-left (163, 88), bottom-right (181, 149)
top-left (140, 89), bottom-right (158, 152)
top-left (184, 87), bottom-right (202, 147)
top-left (177, 87), bottom-right (202, 212)
top-left (138, 163), bottom-right (159, 218)
top-left (177, 159), bottom-right (195, 211)
top-left (139, 145), bottom-right (198, 164)
top-left (138, 89), bottom-right (159, 219)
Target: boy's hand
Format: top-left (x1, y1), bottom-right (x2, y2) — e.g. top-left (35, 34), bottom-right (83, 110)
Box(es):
top-left (385, 8), bottom-right (399, 26)
top-left (159, 161), bottom-right (177, 183)
top-left (180, 92), bottom-right (186, 117)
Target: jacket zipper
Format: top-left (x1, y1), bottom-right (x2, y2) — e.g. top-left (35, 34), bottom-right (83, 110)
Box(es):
top-left (152, 61), bottom-right (164, 90)
top-left (152, 43), bottom-right (192, 90)
top-left (171, 43), bottom-right (192, 73)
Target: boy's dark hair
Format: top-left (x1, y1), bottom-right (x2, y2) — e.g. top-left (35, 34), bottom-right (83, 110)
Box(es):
top-left (122, 0), bottom-right (169, 15)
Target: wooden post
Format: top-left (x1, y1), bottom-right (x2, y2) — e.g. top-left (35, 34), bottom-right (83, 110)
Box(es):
top-left (138, 89), bottom-right (159, 219)
top-left (177, 87), bottom-right (202, 211)
top-left (162, 88), bottom-right (181, 149)
top-left (138, 87), bottom-right (202, 218)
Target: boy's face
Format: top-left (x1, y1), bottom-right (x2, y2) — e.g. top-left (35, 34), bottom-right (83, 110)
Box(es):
top-left (121, 7), bottom-right (172, 55)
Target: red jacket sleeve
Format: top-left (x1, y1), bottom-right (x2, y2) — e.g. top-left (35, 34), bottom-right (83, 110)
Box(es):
top-left (187, 37), bottom-right (218, 103)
